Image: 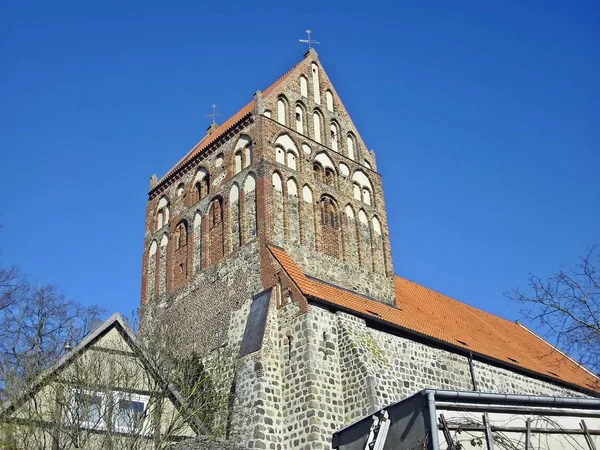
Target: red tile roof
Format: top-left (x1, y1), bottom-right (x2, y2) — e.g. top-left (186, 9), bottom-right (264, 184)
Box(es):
top-left (155, 54), bottom-right (309, 187)
top-left (268, 245), bottom-right (600, 394)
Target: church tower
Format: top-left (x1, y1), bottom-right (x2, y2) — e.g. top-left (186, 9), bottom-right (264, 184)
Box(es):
top-left (141, 48), bottom-right (395, 347)
top-left (140, 49), bottom-right (599, 449)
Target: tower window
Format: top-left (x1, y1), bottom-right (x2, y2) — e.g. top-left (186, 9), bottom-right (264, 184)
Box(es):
top-left (174, 222), bottom-right (187, 250)
top-left (156, 197), bottom-right (170, 230)
top-left (324, 168), bottom-right (335, 187)
top-left (320, 197), bottom-right (338, 229)
top-left (194, 168), bottom-right (210, 202)
top-left (330, 123), bottom-right (339, 152)
top-left (313, 112), bottom-right (322, 143)
top-left (300, 76), bottom-right (308, 97)
top-left (295, 105), bottom-right (304, 134)
top-left (277, 97), bottom-right (287, 126)
top-left (313, 163), bottom-right (323, 183)
top-left (210, 200), bottom-right (222, 229)
top-left (287, 152), bottom-right (297, 171)
top-left (234, 151), bottom-right (242, 174)
top-left (326, 91), bottom-right (334, 112)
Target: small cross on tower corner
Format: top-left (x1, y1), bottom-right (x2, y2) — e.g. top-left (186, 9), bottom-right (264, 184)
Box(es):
top-left (206, 104), bottom-right (223, 125)
top-left (205, 104), bottom-right (223, 135)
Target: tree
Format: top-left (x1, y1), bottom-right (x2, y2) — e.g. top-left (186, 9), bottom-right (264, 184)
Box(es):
top-left (0, 264), bottom-right (103, 401)
top-left (506, 245), bottom-right (600, 374)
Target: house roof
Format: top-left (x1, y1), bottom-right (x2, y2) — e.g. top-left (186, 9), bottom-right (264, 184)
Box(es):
top-left (152, 51), bottom-right (313, 192)
top-left (268, 245), bottom-right (600, 395)
top-left (1, 312), bottom-right (209, 434)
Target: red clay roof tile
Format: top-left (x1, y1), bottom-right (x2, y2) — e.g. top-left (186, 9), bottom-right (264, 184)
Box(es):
top-left (268, 245), bottom-right (600, 394)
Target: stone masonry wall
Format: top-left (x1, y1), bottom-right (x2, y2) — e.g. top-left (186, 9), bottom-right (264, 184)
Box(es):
top-left (226, 302), bottom-right (588, 449)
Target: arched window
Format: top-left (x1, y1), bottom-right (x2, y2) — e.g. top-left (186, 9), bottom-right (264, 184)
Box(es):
top-left (300, 76), bottom-right (308, 97)
top-left (264, 110), bottom-right (272, 118)
top-left (176, 183), bottom-right (185, 197)
top-left (311, 63), bottom-right (321, 104)
top-left (330, 123), bottom-right (339, 152)
top-left (324, 168), bottom-right (335, 187)
top-left (295, 105), bottom-right (304, 134)
top-left (325, 91), bottom-right (334, 112)
top-left (320, 197), bottom-right (338, 229)
top-left (362, 188), bottom-right (372, 206)
top-left (174, 222), bottom-right (187, 250)
top-left (352, 171), bottom-right (374, 206)
top-left (275, 146), bottom-right (285, 165)
top-left (287, 152), bottom-right (297, 170)
top-left (277, 97), bottom-right (287, 126)
top-left (234, 151), bottom-right (242, 174)
top-left (372, 216), bottom-right (382, 235)
top-left (347, 134), bottom-right (356, 160)
top-left (235, 135), bottom-right (252, 169)
top-left (313, 112), bottom-right (322, 143)
top-left (364, 159), bottom-right (372, 169)
top-left (156, 197), bottom-right (170, 230)
top-left (194, 168), bottom-right (210, 202)
top-left (272, 172), bottom-right (283, 192)
top-left (353, 183), bottom-right (361, 201)
top-left (230, 183), bottom-right (240, 203)
top-left (209, 199), bottom-right (222, 230)
top-left (302, 185), bottom-right (313, 203)
top-left (313, 162), bottom-right (323, 183)
top-left (287, 178), bottom-right (298, 196)
top-left (244, 144), bottom-right (252, 168)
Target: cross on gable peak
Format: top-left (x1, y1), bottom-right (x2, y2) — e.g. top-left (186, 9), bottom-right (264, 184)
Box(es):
top-left (299, 29), bottom-right (320, 50)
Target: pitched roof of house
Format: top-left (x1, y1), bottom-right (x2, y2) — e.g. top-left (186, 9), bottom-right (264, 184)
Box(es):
top-left (153, 52), bottom-right (312, 191)
top-left (268, 245), bottom-right (600, 395)
top-left (1, 312), bottom-right (209, 434)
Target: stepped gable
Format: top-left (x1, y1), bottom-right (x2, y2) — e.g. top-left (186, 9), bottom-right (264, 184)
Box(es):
top-left (268, 245), bottom-right (600, 395)
top-left (155, 54), bottom-right (309, 188)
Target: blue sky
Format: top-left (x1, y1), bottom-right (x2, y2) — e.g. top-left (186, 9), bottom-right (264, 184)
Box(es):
top-left (1, 1), bottom-right (598, 327)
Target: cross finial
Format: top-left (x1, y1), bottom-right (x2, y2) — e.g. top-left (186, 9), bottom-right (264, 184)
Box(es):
top-left (299, 29), bottom-right (320, 50)
top-left (206, 104), bottom-right (223, 124)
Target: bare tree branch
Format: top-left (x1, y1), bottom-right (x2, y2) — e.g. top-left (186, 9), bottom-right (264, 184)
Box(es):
top-left (506, 245), bottom-right (600, 374)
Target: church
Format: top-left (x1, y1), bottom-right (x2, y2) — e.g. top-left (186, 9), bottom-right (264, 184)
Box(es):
top-left (141, 48), bottom-right (599, 449)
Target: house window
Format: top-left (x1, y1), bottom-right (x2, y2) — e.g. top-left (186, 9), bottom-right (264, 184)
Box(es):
top-left (113, 393), bottom-right (149, 433)
top-left (70, 390), bottom-right (105, 430)
top-left (69, 389), bottom-right (149, 434)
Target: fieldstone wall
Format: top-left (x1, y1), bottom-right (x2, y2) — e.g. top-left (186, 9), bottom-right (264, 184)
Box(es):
top-left (219, 302), bottom-right (588, 449)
